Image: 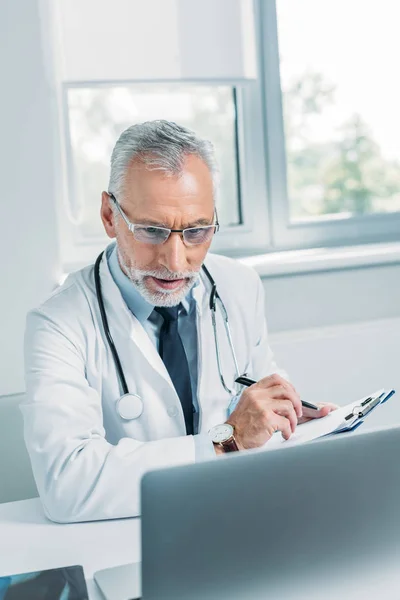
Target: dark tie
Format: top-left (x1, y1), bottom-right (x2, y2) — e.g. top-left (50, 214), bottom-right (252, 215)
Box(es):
top-left (154, 305), bottom-right (194, 435)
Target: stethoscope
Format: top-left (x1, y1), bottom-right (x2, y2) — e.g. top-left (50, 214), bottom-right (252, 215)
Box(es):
top-left (94, 251), bottom-right (245, 421)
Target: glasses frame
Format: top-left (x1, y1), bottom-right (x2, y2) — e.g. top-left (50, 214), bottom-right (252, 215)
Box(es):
top-left (108, 193), bottom-right (220, 246)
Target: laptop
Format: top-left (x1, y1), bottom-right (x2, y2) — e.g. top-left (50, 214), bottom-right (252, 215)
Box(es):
top-left (95, 424), bottom-right (400, 599)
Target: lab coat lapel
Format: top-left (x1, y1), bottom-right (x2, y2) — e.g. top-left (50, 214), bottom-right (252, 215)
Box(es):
top-left (98, 252), bottom-right (176, 390)
top-left (193, 264), bottom-right (232, 430)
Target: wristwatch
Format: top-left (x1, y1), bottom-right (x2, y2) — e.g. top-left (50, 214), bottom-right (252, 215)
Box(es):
top-left (209, 423), bottom-right (239, 453)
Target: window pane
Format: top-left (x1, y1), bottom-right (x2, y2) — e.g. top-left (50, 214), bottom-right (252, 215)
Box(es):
top-left (67, 85), bottom-right (240, 240)
top-left (277, 0), bottom-right (400, 222)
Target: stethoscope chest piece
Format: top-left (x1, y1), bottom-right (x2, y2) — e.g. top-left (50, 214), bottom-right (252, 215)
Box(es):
top-left (116, 393), bottom-right (144, 420)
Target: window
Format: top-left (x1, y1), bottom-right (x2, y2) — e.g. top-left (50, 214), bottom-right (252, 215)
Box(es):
top-left (277, 0), bottom-right (400, 223)
top-left (61, 79), bottom-right (269, 267)
top-left (261, 0), bottom-right (400, 249)
top-left (66, 84), bottom-right (241, 242)
top-left (56, 0), bottom-right (400, 268)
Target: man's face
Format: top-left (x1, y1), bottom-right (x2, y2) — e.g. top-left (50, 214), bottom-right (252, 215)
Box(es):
top-left (101, 154), bottom-right (215, 307)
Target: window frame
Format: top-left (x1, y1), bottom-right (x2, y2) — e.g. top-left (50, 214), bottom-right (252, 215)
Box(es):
top-left (58, 78), bottom-right (274, 268)
top-left (258, 0), bottom-right (400, 251)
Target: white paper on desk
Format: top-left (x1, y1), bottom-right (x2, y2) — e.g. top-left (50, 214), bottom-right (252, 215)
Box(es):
top-left (261, 389), bottom-right (385, 451)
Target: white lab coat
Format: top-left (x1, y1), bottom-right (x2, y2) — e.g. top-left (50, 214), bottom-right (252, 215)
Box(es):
top-left (22, 249), bottom-right (285, 523)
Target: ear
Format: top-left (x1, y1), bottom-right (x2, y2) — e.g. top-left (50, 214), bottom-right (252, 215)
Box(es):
top-left (100, 191), bottom-right (117, 239)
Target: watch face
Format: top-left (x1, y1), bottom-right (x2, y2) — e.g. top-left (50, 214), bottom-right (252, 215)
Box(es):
top-left (210, 424), bottom-right (234, 444)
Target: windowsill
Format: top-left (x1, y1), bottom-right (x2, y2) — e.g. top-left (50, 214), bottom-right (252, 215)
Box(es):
top-left (60, 241), bottom-right (400, 286)
top-left (238, 241), bottom-right (400, 278)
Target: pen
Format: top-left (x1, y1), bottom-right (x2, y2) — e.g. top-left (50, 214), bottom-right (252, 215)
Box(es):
top-left (235, 376), bottom-right (319, 411)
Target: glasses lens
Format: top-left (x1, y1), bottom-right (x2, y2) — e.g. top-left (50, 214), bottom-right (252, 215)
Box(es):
top-left (183, 226), bottom-right (215, 246)
top-left (134, 226), bottom-right (170, 245)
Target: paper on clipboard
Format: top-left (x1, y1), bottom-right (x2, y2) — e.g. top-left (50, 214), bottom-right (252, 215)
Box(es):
top-left (262, 389), bottom-right (390, 452)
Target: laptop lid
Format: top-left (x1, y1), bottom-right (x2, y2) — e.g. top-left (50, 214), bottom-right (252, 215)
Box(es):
top-left (141, 425), bottom-right (400, 600)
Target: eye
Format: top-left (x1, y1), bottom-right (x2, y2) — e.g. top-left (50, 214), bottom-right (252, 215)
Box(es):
top-left (184, 227), bottom-right (215, 245)
top-left (135, 226), bottom-right (161, 237)
top-left (188, 228), bottom-right (204, 237)
top-left (133, 225), bottom-right (169, 245)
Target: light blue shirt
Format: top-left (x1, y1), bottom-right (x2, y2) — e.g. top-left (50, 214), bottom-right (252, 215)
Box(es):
top-left (107, 244), bottom-right (215, 461)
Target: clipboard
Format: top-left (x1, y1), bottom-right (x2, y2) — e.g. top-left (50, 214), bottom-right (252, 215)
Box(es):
top-left (262, 388), bottom-right (396, 451)
top-left (330, 389), bottom-right (395, 435)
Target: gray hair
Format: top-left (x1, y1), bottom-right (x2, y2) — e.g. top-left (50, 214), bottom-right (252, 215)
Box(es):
top-left (108, 120), bottom-right (219, 203)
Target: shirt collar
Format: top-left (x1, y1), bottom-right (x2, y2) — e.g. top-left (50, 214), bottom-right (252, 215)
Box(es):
top-left (107, 243), bottom-right (199, 323)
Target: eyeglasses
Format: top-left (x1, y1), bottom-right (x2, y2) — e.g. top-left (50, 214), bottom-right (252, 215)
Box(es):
top-left (109, 193), bottom-right (219, 246)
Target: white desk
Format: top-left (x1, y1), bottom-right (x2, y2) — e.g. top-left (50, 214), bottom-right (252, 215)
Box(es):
top-left (0, 498), bottom-right (140, 600)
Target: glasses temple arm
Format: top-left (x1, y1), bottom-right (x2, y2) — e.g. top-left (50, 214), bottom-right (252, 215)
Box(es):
top-left (108, 193), bottom-right (133, 231)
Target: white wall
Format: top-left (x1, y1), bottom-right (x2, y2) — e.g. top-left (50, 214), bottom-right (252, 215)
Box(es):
top-left (270, 317), bottom-right (400, 430)
top-left (56, 0), bottom-right (256, 82)
top-left (263, 266), bottom-right (400, 431)
top-left (262, 263), bottom-right (400, 333)
top-left (0, 0), bottom-right (60, 396)
top-left (0, 393), bottom-right (37, 503)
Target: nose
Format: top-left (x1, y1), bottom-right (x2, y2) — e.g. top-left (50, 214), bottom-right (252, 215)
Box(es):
top-left (158, 232), bottom-right (189, 273)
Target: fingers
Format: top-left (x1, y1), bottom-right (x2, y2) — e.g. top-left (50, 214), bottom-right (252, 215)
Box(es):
top-left (255, 374), bottom-right (299, 397)
top-left (268, 399), bottom-right (298, 434)
top-left (255, 374), bottom-right (302, 418)
top-left (231, 374), bottom-right (310, 448)
top-left (255, 373), bottom-right (288, 391)
top-left (318, 402), bottom-right (339, 411)
top-left (269, 413), bottom-right (293, 441)
top-left (315, 405), bottom-right (334, 418)
top-left (267, 385), bottom-right (302, 419)
top-left (302, 402), bottom-right (338, 420)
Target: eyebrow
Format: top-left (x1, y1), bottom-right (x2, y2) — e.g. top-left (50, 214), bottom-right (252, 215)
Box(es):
top-left (137, 217), bottom-right (213, 228)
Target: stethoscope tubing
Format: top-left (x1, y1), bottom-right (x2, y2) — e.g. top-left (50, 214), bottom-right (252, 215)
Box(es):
top-left (94, 252), bottom-right (129, 396)
top-left (95, 251), bottom-right (242, 411)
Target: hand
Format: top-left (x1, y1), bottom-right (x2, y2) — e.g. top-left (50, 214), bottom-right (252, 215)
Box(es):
top-left (298, 402), bottom-right (338, 425)
top-left (226, 374), bottom-right (302, 450)
top-left (272, 377), bottom-right (338, 424)
top-left (281, 379), bottom-right (339, 423)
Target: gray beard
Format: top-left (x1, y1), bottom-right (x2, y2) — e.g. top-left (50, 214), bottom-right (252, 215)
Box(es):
top-left (116, 246), bottom-right (199, 307)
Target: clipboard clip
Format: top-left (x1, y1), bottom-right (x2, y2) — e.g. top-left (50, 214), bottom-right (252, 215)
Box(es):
top-left (344, 392), bottom-right (385, 421)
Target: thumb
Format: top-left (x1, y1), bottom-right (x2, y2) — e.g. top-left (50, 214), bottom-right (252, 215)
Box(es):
top-left (300, 403), bottom-right (337, 423)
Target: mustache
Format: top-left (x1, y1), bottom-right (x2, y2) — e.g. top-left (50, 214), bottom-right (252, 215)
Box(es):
top-left (135, 269), bottom-right (199, 281)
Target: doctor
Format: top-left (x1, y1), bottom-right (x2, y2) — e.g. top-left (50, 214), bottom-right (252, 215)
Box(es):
top-left (23, 120), bottom-right (334, 523)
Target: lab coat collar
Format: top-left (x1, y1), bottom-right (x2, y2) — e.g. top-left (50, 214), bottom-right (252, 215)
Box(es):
top-left (98, 244), bottom-right (210, 389)
top-left (97, 244), bottom-right (213, 389)
top-left (107, 244), bottom-right (154, 323)
top-left (99, 245), bottom-right (174, 389)
top-left (193, 259), bottom-right (211, 317)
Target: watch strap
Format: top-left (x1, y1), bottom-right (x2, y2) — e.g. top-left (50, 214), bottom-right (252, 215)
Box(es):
top-left (220, 436), bottom-right (239, 452)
